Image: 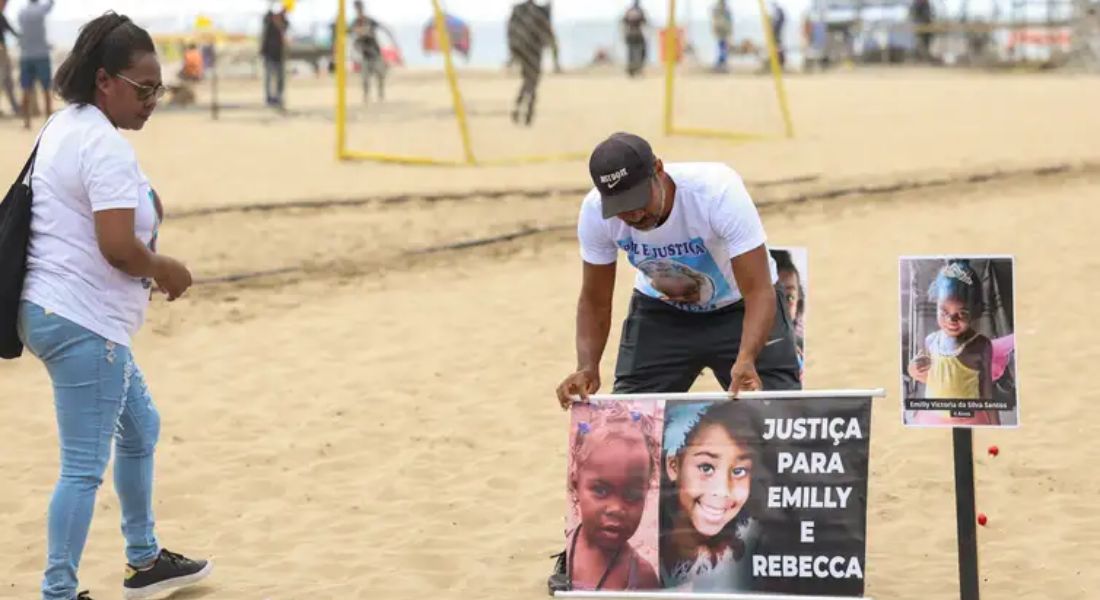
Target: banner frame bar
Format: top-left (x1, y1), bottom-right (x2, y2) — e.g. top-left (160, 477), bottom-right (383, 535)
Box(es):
top-left (554, 591), bottom-right (872, 600)
top-left (577, 389), bottom-right (886, 404)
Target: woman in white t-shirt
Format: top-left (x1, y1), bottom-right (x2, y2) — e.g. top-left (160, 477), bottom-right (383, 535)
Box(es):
top-left (16, 12), bottom-right (212, 600)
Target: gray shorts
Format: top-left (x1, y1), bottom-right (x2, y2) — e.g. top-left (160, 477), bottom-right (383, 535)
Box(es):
top-left (612, 288), bottom-right (802, 393)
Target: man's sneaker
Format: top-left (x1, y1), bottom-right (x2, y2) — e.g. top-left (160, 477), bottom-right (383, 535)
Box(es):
top-left (547, 549), bottom-right (570, 595)
top-left (75, 592), bottom-right (94, 600)
top-left (122, 549), bottom-right (213, 600)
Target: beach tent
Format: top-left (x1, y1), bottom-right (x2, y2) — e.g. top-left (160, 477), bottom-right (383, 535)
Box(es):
top-left (421, 12), bottom-right (471, 59)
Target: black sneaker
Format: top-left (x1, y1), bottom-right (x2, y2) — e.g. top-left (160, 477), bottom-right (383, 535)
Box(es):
top-left (123, 549), bottom-right (213, 600)
top-left (75, 592), bottom-right (94, 600)
top-left (546, 549), bottom-right (570, 595)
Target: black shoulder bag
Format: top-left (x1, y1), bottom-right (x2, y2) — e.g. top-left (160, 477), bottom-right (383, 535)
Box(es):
top-left (0, 140), bottom-right (41, 359)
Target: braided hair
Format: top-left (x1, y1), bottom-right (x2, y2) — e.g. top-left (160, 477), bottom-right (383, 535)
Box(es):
top-left (54, 12), bottom-right (156, 105)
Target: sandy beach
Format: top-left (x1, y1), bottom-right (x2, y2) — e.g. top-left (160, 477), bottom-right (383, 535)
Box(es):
top-left (1, 67), bottom-right (1098, 599)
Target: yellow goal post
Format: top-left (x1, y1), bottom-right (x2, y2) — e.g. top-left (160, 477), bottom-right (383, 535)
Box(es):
top-left (334, 0), bottom-right (588, 167)
top-left (662, 0), bottom-right (795, 142)
top-left (333, 0), bottom-right (794, 167)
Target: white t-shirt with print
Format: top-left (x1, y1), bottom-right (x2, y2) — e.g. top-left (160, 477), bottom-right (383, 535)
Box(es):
top-left (578, 162), bottom-right (776, 313)
top-left (22, 105), bottom-right (160, 347)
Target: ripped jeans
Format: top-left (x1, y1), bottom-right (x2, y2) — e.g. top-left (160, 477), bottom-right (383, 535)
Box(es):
top-left (18, 301), bottom-right (161, 600)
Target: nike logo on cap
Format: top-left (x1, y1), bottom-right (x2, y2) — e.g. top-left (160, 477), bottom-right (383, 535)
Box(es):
top-left (599, 167), bottom-right (628, 188)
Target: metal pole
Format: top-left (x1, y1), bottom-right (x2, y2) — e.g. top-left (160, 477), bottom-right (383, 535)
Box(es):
top-left (755, 0), bottom-right (795, 138)
top-left (953, 428), bottom-right (981, 600)
top-left (211, 43), bottom-right (219, 121)
top-left (335, 0), bottom-right (348, 160)
top-left (664, 0), bottom-right (679, 136)
top-left (430, 0), bottom-right (476, 165)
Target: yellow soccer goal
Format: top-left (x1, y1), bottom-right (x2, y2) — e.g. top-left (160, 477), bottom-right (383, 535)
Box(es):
top-left (334, 0), bottom-right (794, 167)
top-left (334, 0), bottom-right (596, 167)
top-left (663, 0), bottom-right (794, 142)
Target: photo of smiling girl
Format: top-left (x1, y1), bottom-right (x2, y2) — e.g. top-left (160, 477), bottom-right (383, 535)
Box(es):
top-left (901, 256), bottom-right (1018, 427)
top-left (659, 401), bottom-right (761, 591)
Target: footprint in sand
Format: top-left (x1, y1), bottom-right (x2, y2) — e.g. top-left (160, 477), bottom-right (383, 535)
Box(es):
top-left (15, 518), bottom-right (40, 536)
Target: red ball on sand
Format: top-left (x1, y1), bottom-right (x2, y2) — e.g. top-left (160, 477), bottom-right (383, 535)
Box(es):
top-left (988, 445), bottom-right (999, 457)
top-left (978, 513), bottom-right (988, 526)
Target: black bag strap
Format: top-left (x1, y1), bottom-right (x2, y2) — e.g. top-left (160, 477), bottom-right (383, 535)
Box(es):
top-left (16, 113), bottom-right (58, 188)
top-left (15, 141), bottom-right (40, 188)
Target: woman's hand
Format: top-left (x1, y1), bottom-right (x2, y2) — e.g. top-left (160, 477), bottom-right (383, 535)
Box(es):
top-left (152, 255), bottom-right (193, 301)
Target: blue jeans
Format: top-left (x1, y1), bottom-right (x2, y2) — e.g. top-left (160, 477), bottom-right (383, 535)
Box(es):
top-left (17, 301), bottom-right (161, 600)
top-left (716, 38), bottom-right (730, 67)
top-left (263, 57), bottom-right (285, 106)
top-left (20, 56), bottom-right (52, 91)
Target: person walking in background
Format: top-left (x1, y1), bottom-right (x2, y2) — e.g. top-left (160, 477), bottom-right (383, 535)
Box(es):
top-left (260, 3), bottom-right (288, 108)
top-left (711, 0), bottom-right (733, 72)
top-left (0, 0), bottom-right (20, 117)
top-left (910, 0), bottom-right (934, 62)
top-left (621, 0), bottom-right (648, 77)
top-left (17, 0), bottom-right (55, 129)
top-left (179, 43), bottom-right (203, 82)
top-left (767, 0), bottom-right (786, 69)
top-left (507, 0), bottom-right (557, 126)
top-left (801, 9), bottom-right (830, 71)
top-left (350, 0), bottom-right (400, 103)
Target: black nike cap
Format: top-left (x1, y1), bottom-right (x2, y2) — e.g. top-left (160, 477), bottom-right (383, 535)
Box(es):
top-left (588, 132), bottom-right (657, 219)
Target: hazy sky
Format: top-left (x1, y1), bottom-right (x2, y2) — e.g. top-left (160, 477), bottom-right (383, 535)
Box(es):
top-left (1, 0), bottom-right (1003, 40)
top-left (1, 0), bottom-right (813, 28)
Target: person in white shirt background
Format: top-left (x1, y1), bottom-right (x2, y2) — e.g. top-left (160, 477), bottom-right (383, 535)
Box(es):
top-left (17, 11), bottom-right (211, 600)
top-left (16, 0), bottom-right (54, 129)
top-left (0, 0), bottom-right (22, 117)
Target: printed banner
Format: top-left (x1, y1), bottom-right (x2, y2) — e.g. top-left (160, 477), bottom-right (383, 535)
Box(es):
top-left (564, 393), bottom-right (872, 596)
top-left (899, 256), bottom-right (1020, 428)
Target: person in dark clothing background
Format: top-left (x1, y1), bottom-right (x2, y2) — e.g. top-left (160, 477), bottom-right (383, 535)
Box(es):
top-left (910, 0), bottom-right (934, 62)
top-left (260, 5), bottom-right (288, 108)
top-left (350, 0), bottom-right (399, 103)
top-left (769, 1), bottom-right (786, 69)
top-left (621, 0), bottom-right (648, 77)
top-left (17, 0), bottom-right (55, 129)
top-left (507, 0), bottom-right (557, 126)
top-left (0, 0), bottom-right (20, 117)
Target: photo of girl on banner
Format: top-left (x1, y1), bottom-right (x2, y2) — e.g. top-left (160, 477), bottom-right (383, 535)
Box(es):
top-left (636, 259), bottom-right (717, 306)
top-left (770, 247), bottom-right (808, 381)
top-left (900, 256), bottom-right (1019, 428)
top-left (565, 401), bottom-right (662, 591)
top-left (659, 401), bottom-right (762, 591)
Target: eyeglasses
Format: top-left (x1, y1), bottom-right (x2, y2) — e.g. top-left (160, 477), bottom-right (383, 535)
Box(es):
top-left (116, 73), bottom-right (167, 101)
